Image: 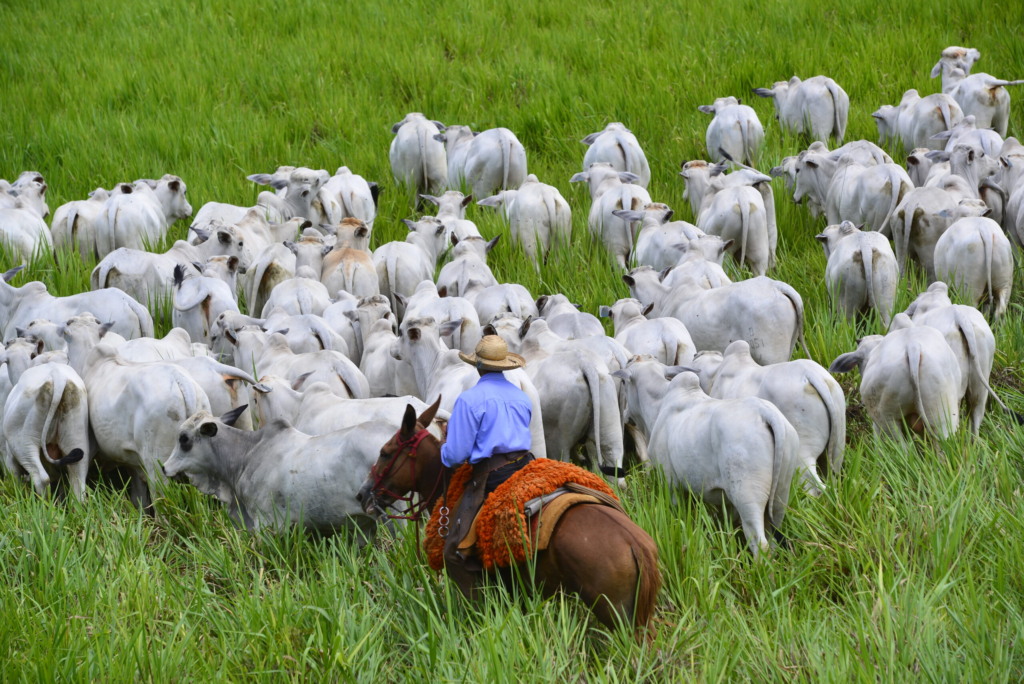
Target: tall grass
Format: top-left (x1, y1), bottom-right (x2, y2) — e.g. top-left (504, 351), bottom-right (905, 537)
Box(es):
top-left (1, 0), bottom-right (1024, 679)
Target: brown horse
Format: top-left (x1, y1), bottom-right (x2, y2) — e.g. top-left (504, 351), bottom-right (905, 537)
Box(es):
top-left (357, 397), bottom-right (662, 637)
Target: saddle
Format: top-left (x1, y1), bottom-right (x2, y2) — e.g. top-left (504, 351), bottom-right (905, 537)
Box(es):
top-left (425, 459), bottom-right (621, 571)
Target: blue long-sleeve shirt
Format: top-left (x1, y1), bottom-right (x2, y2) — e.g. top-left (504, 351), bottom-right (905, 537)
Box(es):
top-left (440, 372), bottom-right (533, 468)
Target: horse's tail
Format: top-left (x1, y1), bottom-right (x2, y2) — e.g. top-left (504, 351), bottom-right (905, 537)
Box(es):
top-left (629, 527), bottom-right (662, 635)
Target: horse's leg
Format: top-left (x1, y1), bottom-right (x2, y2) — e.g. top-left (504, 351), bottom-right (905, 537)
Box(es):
top-left (538, 504), bottom-right (659, 633)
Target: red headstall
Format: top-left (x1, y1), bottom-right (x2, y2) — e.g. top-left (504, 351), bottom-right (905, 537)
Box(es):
top-left (368, 427), bottom-right (444, 523)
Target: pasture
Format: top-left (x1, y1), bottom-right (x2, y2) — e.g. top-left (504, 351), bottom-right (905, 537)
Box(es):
top-left (2, 0), bottom-right (1024, 680)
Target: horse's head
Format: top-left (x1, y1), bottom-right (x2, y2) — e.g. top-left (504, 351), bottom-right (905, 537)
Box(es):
top-left (357, 397), bottom-right (443, 519)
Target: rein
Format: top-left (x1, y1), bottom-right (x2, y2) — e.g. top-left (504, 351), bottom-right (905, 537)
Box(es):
top-left (368, 427), bottom-right (447, 525)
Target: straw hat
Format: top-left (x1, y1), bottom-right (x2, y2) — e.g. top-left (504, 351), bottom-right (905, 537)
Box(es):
top-left (459, 335), bottom-right (525, 371)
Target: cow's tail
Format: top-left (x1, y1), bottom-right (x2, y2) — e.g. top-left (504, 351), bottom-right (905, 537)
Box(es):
top-left (386, 252), bottom-right (400, 314)
top-left (91, 259), bottom-right (116, 291)
top-left (953, 307), bottom-right (1011, 413)
top-left (907, 340), bottom-right (931, 434)
top-left (418, 125), bottom-right (430, 193)
top-left (861, 240), bottom-right (877, 317)
top-left (898, 204), bottom-right (918, 275)
top-left (764, 405), bottom-right (796, 529)
top-left (826, 78), bottom-right (848, 143)
top-left (580, 352), bottom-right (604, 470)
top-left (881, 167), bottom-right (907, 233)
top-left (738, 193), bottom-right (751, 271)
top-left (39, 373), bottom-right (78, 466)
top-left (776, 280), bottom-right (812, 360)
top-left (938, 98), bottom-right (955, 133)
top-left (807, 370), bottom-right (847, 475)
top-left (501, 131), bottom-right (512, 192)
top-left (983, 227), bottom-right (994, 315)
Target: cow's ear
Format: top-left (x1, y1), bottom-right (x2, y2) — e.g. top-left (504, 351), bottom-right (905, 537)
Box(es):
top-left (642, 303), bottom-right (655, 316)
top-left (461, 195), bottom-right (473, 208)
top-left (199, 421), bottom-right (218, 438)
top-left (622, 275), bottom-right (636, 287)
top-left (828, 352), bottom-right (862, 374)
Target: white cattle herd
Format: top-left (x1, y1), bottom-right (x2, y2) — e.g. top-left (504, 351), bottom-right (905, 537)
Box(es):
top-left (0, 46), bottom-right (1021, 558)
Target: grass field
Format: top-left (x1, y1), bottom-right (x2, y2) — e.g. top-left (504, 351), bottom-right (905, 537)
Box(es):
top-left (2, 0), bottom-right (1024, 680)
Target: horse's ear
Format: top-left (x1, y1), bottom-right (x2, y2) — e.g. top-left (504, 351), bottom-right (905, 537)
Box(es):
top-left (417, 396), bottom-right (442, 429)
top-left (401, 404), bottom-right (417, 437)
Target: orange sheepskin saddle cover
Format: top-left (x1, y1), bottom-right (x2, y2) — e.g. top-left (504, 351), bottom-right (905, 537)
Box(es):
top-left (424, 459), bottom-right (619, 571)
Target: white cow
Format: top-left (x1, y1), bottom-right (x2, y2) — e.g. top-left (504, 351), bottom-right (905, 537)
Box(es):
top-left (389, 112), bottom-right (448, 199)
top-left (254, 333), bottom-right (369, 400)
top-left (479, 174), bottom-right (572, 266)
top-left (420, 191), bottom-right (480, 242)
top-left (435, 235), bottom-right (500, 302)
top-left (615, 358), bottom-right (800, 558)
top-left (90, 224), bottom-right (248, 306)
top-left (97, 175), bottom-right (192, 256)
top-left (933, 204), bottom-right (1013, 318)
top-left (623, 271), bottom-right (808, 365)
top-left (0, 187), bottom-right (53, 262)
top-left (771, 141), bottom-right (892, 217)
top-left (259, 268), bottom-right (333, 319)
top-left (830, 320), bottom-right (962, 440)
top-left (2, 362), bottom-right (90, 500)
top-left (618, 203), bottom-right (700, 271)
top-left (162, 408), bottom-right (385, 536)
top-left (889, 178), bottom-right (974, 280)
top-left (399, 280), bottom-right (482, 355)
top-left (698, 96), bottom-right (764, 166)
top-left (902, 282), bottom-right (1003, 435)
top-left (535, 293), bottom-right (605, 339)
top-left (373, 216), bottom-right (447, 318)
top-left (51, 188), bottom-right (110, 260)
top-left (321, 218), bottom-right (379, 299)
top-left (816, 221), bottom-right (898, 326)
top-left (753, 75), bottom-right (849, 144)
top-left (569, 162), bottom-right (651, 270)
top-left (599, 298), bottom-right (695, 366)
top-left (793, 151), bottom-right (912, 235)
top-left (441, 126), bottom-right (527, 198)
top-left (318, 166), bottom-right (378, 231)
top-left (871, 90), bottom-right (964, 152)
top-left (0, 270), bottom-right (154, 342)
top-left (172, 265), bottom-right (240, 346)
top-left (580, 122), bottom-right (651, 188)
top-left (245, 242), bottom-right (296, 319)
top-left (689, 340), bottom-right (843, 494)
top-left (472, 283), bottom-right (538, 327)
top-left (931, 47), bottom-right (1024, 137)
top-left (69, 341), bottom-right (211, 510)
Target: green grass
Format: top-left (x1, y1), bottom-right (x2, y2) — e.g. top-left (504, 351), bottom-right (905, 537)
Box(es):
top-left (2, 0), bottom-right (1024, 680)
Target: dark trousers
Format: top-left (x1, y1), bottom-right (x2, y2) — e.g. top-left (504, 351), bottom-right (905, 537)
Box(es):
top-left (443, 451), bottom-right (533, 598)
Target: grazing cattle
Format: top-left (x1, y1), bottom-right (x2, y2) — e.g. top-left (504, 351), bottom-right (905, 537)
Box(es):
top-left (256, 167), bottom-right (330, 225)
top-left (0, 268), bottom-right (154, 342)
top-left (479, 174), bottom-right (572, 266)
top-left (619, 203), bottom-right (701, 271)
top-left (441, 126), bottom-right (527, 198)
top-left (816, 221), bottom-right (898, 326)
top-left (262, 308), bottom-right (350, 356)
top-left (2, 362), bottom-right (90, 501)
top-left (172, 265), bottom-right (240, 347)
top-left (162, 408), bottom-right (385, 536)
top-left (90, 224), bottom-right (248, 306)
top-left (259, 267), bottom-right (333, 319)
top-left (420, 191), bottom-right (480, 242)
top-left (599, 298), bottom-right (696, 366)
top-left (373, 216), bottom-right (447, 319)
top-left (535, 293), bottom-right (604, 339)
top-left (931, 46), bottom-right (1023, 137)
top-left (0, 186), bottom-right (53, 262)
top-left (570, 162), bottom-right (651, 270)
top-left (245, 242), bottom-right (296, 318)
top-left (253, 333), bottom-right (369, 400)
top-left (97, 175), bottom-right (192, 256)
top-left (580, 122), bottom-right (651, 188)
top-left (753, 75), bottom-right (850, 144)
top-left (521, 347), bottom-right (625, 478)
top-left (933, 204), bottom-right (1013, 318)
top-left (771, 141), bottom-right (892, 218)
top-left (698, 96), bottom-right (764, 166)
top-left (871, 90), bottom-right (964, 152)
top-left (615, 359), bottom-right (801, 558)
top-left (51, 187), bottom-right (110, 260)
top-left (889, 179), bottom-right (973, 280)
top-left (435, 235), bottom-right (500, 303)
top-left (68, 341), bottom-right (211, 511)
top-left (830, 319), bottom-right (962, 440)
top-left (318, 166), bottom-right (378, 231)
top-left (321, 218), bottom-right (379, 299)
top-left (251, 375), bottom-right (446, 435)
top-left (902, 282), bottom-right (1003, 435)
top-left (696, 179), bottom-right (774, 275)
top-left (793, 151), bottom-right (912, 235)
top-left (932, 115), bottom-right (1004, 157)
top-left (400, 280), bottom-right (482, 355)
top-left (689, 340), bottom-right (844, 494)
top-left (624, 271), bottom-right (808, 365)
top-left (472, 283), bottom-right (538, 327)
top-left (390, 112), bottom-right (448, 200)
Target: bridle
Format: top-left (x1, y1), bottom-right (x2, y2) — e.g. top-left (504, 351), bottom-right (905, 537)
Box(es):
top-left (366, 426), bottom-right (447, 523)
